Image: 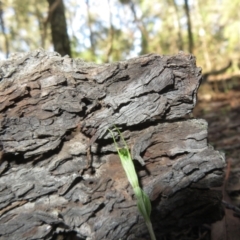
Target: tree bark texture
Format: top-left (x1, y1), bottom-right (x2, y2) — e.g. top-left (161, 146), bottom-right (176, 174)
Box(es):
top-left (0, 50), bottom-right (225, 240)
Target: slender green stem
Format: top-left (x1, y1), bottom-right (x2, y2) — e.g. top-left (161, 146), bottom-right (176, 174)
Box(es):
top-left (146, 221), bottom-right (156, 240)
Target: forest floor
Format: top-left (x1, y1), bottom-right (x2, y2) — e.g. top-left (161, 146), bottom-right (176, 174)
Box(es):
top-left (192, 83), bottom-right (240, 240)
top-left (194, 84), bottom-right (240, 209)
top-left (160, 82), bottom-right (240, 240)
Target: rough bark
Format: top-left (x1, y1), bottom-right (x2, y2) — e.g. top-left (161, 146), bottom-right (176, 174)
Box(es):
top-left (0, 50), bottom-right (225, 240)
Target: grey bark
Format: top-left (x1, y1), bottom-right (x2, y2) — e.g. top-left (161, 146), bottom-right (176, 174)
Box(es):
top-left (0, 50), bottom-right (225, 240)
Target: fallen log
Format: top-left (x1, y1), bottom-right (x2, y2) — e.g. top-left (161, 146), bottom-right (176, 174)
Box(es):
top-left (0, 50), bottom-right (225, 240)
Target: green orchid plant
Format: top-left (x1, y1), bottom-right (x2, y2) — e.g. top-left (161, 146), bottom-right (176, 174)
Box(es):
top-left (108, 126), bottom-right (156, 240)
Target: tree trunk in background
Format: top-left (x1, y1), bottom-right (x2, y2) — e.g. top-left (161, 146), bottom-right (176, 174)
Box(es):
top-left (129, 0), bottom-right (149, 55)
top-left (172, 0), bottom-right (184, 51)
top-left (104, 0), bottom-right (114, 62)
top-left (86, 0), bottom-right (95, 58)
top-left (184, 0), bottom-right (194, 53)
top-left (47, 0), bottom-right (71, 57)
top-left (34, 1), bottom-right (47, 49)
top-left (0, 1), bottom-right (9, 58)
top-left (194, 0), bottom-right (212, 71)
top-left (0, 50), bottom-right (225, 240)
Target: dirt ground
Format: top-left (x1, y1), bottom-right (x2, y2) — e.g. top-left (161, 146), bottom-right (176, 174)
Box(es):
top-left (194, 84), bottom-right (240, 208)
top-left (159, 82), bottom-right (240, 240)
top-left (193, 83), bottom-right (240, 240)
